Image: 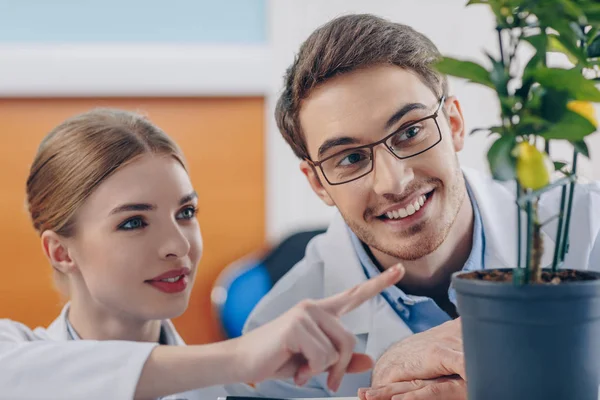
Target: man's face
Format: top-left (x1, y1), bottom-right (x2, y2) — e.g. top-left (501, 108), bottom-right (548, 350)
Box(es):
top-left (299, 64), bottom-right (467, 261)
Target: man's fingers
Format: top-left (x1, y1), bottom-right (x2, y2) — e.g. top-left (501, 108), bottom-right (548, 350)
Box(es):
top-left (390, 377), bottom-right (466, 400)
top-left (317, 264), bottom-right (405, 316)
top-left (435, 347), bottom-right (466, 380)
top-left (364, 380), bottom-right (429, 399)
top-left (363, 377), bottom-right (465, 400)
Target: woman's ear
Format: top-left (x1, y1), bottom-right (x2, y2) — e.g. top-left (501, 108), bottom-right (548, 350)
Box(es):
top-left (41, 231), bottom-right (77, 274)
top-left (300, 160), bottom-right (335, 206)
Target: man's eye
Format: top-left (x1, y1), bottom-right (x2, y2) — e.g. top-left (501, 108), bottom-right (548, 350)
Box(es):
top-left (340, 152), bottom-right (365, 166)
top-left (403, 126), bottom-right (421, 139)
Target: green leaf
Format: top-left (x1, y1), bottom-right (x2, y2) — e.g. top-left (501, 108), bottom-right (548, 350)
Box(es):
top-left (530, 68), bottom-right (600, 101)
top-left (548, 34), bottom-right (588, 65)
top-left (569, 22), bottom-right (587, 42)
top-left (540, 89), bottom-right (569, 123)
top-left (523, 33), bottom-right (548, 69)
top-left (588, 27), bottom-right (599, 45)
top-left (517, 116), bottom-right (550, 135)
top-left (435, 57), bottom-right (495, 89)
top-left (571, 140), bottom-right (590, 158)
top-left (582, 4), bottom-right (600, 24)
top-left (487, 53), bottom-right (509, 96)
top-left (487, 134), bottom-right (516, 181)
top-left (554, 161), bottom-right (567, 171)
top-left (540, 109), bottom-right (597, 140)
top-left (588, 35), bottom-right (600, 58)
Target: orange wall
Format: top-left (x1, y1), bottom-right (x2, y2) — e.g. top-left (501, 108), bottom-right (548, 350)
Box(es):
top-left (0, 97), bottom-right (265, 344)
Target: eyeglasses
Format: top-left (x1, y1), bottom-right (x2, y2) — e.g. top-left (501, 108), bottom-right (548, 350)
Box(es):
top-left (306, 96), bottom-right (446, 186)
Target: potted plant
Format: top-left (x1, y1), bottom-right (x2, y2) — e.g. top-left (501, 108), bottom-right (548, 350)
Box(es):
top-left (442, 1), bottom-right (600, 399)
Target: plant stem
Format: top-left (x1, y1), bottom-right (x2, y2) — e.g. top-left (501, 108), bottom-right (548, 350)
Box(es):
top-left (552, 185), bottom-right (568, 272)
top-left (525, 198), bottom-right (534, 283)
top-left (559, 149), bottom-right (579, 263)
top-left (530, 200), bottom-right (543, 283)
top-left (517, 181), bottom-right (522, 268)
top-left (497, 27), bottom-right (506, 66)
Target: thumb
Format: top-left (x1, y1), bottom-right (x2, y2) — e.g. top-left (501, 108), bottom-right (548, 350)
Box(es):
top-left (346, 353), bottom-right (374, 374)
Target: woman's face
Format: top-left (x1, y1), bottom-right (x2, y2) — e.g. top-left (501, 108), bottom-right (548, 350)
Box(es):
top-left (63, 154), bottom-right (202, 321)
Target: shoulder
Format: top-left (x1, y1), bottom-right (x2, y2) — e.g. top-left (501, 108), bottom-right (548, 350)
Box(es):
top-left (243, 232), bottom-right (328, 332)
top-left (0, 319), bottom-right (51, 342)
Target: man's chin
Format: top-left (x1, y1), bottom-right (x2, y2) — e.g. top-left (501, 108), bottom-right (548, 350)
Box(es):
top-left (370, 226), bottom-right (446, 261)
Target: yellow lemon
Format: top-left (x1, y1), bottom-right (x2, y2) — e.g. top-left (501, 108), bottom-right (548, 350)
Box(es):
top-left (567, 100), bottom-right (598, 127)
top-left (515, 142), bottom-right (551, 190)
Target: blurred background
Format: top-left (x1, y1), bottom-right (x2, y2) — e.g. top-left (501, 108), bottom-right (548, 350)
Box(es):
top-left (1, 0), bottom-right (599, 344)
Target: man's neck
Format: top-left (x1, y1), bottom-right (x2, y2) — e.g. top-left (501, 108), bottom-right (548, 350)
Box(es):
top-left (369, 187), bottom-right (474, 299)
top-left (67, 290), bottom-right (161, 343)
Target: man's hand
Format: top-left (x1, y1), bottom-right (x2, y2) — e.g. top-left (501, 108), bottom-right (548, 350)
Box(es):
top-left (358, 376), bottom-right (466, 400)
top-left (370, 318), bottom-right (465, 387)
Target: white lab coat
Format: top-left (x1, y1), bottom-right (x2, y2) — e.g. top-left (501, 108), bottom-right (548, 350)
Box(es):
top-left (0, 304), bottom-right (227, 400)
top-left (229, 167), bottom-right (600, 398)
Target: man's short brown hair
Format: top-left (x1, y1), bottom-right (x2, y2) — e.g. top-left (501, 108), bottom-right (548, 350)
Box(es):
top-left (275, 13), bottom-right (449, 160)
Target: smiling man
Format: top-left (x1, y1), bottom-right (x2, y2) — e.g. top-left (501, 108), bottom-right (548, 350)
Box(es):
top-left (229, 13), bottom-right (600, 400)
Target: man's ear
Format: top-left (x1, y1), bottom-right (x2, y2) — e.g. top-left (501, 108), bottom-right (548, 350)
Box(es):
top-left (445, 96), bottom-right (466, 152)
top-left (300, 160), bottom-right (335, 207)
top-left (41, 231), bottom-right (77, 274)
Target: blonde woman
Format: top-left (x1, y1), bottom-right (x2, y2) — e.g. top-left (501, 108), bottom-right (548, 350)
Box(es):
top-left (0, 109), bottom-right (404, 400)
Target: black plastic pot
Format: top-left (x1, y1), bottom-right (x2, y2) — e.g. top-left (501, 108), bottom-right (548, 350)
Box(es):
top-left (452, 269), bottom-right (600, 400)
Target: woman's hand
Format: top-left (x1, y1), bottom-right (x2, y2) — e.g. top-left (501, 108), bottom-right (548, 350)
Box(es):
top-left (235, 264), bottom-right (405, 392)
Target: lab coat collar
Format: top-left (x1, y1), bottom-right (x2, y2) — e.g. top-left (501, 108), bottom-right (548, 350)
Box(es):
top-left (46, 303), bottom-right (186, 345)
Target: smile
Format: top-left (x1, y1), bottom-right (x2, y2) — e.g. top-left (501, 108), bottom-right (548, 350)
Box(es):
top-left (378, 190), bottom-right (434, 221)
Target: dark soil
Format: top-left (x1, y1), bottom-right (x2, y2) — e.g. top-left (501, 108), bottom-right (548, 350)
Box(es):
top-left (459, 269), bottom-right (598, 284)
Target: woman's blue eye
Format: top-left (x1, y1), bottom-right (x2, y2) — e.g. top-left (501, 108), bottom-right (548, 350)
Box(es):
top-left (177, 206), bottom-right (197, 220)
top-left (118, 217), bottom-right (147, 231)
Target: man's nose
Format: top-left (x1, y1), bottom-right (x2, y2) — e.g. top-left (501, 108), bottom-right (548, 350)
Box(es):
top-left (371, 145), bottom-right (414, 196)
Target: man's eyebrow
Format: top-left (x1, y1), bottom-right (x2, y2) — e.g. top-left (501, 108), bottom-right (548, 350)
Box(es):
top-left (317, 136), bottom-right (362, 159)
top-left (385, 102), bottom-right (428, 130)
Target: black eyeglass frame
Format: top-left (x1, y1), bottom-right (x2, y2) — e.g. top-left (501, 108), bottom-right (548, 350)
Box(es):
top-left (306, 96), bottom-right (446, 186)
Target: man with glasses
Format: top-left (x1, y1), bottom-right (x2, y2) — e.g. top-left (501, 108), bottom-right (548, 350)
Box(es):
top-left (226, 13), bottom-right (600, 400)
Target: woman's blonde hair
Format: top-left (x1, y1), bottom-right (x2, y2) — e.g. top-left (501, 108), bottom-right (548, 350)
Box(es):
top-left (26, 108), bottom-right (186, 293)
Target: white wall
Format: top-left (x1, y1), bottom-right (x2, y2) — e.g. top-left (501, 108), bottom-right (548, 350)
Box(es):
top-left (265, 0), bottom-right (599, 241)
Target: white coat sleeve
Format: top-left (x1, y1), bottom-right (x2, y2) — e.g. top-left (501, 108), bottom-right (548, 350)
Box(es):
top-left (0, 319), bottom-right (157, 400)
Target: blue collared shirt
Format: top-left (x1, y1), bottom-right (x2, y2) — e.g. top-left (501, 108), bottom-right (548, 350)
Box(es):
top-left (349, 181), bottom-right (486, 333)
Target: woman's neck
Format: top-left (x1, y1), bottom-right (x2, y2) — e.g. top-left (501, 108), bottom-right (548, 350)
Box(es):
top-left (67, 295), bottom-right (161, 343)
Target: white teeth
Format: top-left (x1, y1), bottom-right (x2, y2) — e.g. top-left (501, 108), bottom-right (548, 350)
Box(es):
top-left (384, 194), bottom-right (428, 220)
top-left (160, 276), bottom-right (182, 283)
top-left (413, 200), bottom-right (421, 211)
